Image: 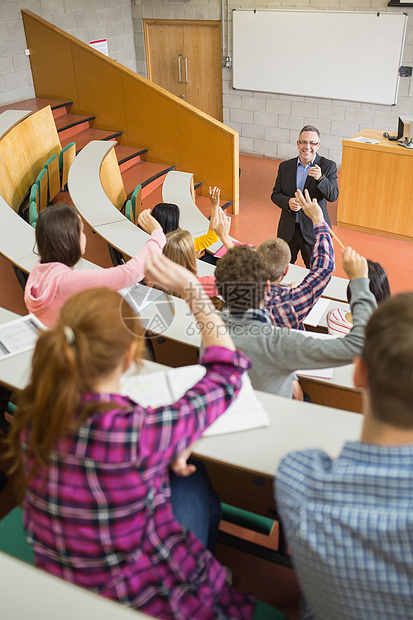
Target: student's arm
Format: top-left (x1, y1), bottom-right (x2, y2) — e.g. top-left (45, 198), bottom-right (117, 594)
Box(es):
top-left (266, 190), bottom-right (335, 327)
top-left (137, 254), bottom-right (250, 469)
top-left (58, 211), bottom-right (166, 298)
top-left (212, 204), bottom-right (234, 250)
top-left (270, 248), bottom-right (376, 373)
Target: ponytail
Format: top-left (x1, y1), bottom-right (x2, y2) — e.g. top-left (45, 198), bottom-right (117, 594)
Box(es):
top-left (7, 288), bottom-right (144, 500)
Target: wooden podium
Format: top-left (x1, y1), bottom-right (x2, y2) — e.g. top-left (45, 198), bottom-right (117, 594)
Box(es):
top-left (337, 129), bottom-right (413, 241)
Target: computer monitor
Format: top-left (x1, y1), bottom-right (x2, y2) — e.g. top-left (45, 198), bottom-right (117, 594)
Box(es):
top-left (398, 117), bottom-right (411, 142)
top-left (398, 117), bottom-right (413, 148)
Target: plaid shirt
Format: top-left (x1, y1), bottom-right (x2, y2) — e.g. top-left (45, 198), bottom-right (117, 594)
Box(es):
top-left (22, 346), bottom-right (255, 620)
top-left (276, 441), bottom-right (413, 619)
top-left (265, 222), bottom-right (334, 330)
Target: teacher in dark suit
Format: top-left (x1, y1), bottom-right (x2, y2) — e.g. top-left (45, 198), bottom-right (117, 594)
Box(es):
top-left (271, 125), bottom-right (339, 267)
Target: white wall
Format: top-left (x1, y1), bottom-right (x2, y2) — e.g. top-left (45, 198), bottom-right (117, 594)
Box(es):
top-left (132, 0), bottom-right (413, 165)
top-left (0, 0), bottom-right (137, 106)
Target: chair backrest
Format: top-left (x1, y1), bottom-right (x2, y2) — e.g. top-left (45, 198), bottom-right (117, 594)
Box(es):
top-left (131, 183), bottom-right (142, 223)
top-left (100, 147), bottom-right (127, 211)
top-left (36, 168), bottom-right (48, 211)
top-left (29, 183), bottom-right (39, 213)
top-left (59, 142), bottom-right (76, 188)
top-left (29, 200), bottom-right (38, 228)
top-left (0, 506), bottom-right (35, 565)
top-left (124, 199), bottom-right (133, 222)
top-left (43, 153), bottom-right (60, 203)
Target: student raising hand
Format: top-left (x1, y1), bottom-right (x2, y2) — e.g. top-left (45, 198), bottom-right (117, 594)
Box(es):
top-left (342, 247), bottom-right (368, 280)
top-left (211, 205), bottom-right (234, 250)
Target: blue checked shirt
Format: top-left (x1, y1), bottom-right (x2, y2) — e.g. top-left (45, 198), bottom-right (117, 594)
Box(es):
top-left (295, 158), bottom-right (314, 223)
top-left (264, 222), bottom-right (334, 330)
top-left (275, 441), bottom-right (413, 619)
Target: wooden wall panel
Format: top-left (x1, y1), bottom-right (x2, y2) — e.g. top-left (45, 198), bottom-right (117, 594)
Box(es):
top-left (176, 105), bottom-right (238, 210)
top-left (22, 13), bottom-right (78, 107)
top-left (123, 73), bottom-right (179, 164)
top-left (21, 10), bottom-right (239, 212)
top-left (71, 46), bottom-right (128, 139)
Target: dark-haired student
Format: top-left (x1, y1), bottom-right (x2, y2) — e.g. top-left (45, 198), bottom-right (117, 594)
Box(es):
top-left (276, 293), bottom-right (413, 619)
top-left (327, 259), bottom-right (390, 335)
top-left (258, 189), bottom-right (334, 330)
top-left (151, 186), bottom-right (233, 257)
top-left (9, 254), bottom-right (285, 620)
top-left (24, 204), bottom-right (165, 327)
top-left (214, 244), bottom-right (376, 399)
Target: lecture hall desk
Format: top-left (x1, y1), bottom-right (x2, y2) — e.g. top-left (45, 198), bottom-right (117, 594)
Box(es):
top-left (338, 128), bottom-right (413, 241)
top-left (0, 308), bottom-right (362, 519)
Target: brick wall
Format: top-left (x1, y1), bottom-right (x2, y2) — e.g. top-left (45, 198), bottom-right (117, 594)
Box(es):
top-left (132, 0), bottom-right (413, 165)
top-left (0, 0), bottom-right (137, 106)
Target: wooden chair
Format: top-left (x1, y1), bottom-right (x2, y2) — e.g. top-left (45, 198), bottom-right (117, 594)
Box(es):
top-left (29, 199), bottom-right (38, 228)
top-left (130, 183), bottom-right (142, 222)
top-left (43, 153), bottom-right (60, 203)
top-left (0, 506), bottom-right (35, 565)
top-left (35, 168), bottom-right (48, 211)
top-left (59, 142), bottom-right (76, 189)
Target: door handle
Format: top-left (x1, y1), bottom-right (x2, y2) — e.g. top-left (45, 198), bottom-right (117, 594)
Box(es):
top-left (178, 56), bottom-right (182, 83)
top-left (184, 57), bottom-right (189, 83)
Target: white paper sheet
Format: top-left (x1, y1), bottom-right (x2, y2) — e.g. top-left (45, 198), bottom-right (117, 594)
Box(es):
top-left (120, 365), bottom-right (270, 436)
top-left (118, 283), bottom-right (164, 313)
top-left (0, 314), bottom-right (44, 360)
top-left (350, 136), bottom-right (379, 144)
top-left (303, 297), bottom-right (330, 327)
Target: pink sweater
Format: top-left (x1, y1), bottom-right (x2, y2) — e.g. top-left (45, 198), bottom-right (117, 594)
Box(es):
top-left (25, 230), bottom-right (166, 327)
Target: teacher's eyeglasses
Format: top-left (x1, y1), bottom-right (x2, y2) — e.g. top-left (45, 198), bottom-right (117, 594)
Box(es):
top-left (298, 140), bottom-right (320, 146)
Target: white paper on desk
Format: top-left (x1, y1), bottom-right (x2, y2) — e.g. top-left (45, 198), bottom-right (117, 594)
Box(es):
top-left (303, 298), bottom-right (330, 327)
top-left (0, 314), bottom-right (44, 360)
top-left (120, 365), bottom-right (269, 436)
top-left (118, 283), bottom-right (163, 313)
top-left (350, 136), bottom-right (379, 144)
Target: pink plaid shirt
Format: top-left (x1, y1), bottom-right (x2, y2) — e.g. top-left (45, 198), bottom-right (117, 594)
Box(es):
top-left (22, 346), bottom-right (255, 620)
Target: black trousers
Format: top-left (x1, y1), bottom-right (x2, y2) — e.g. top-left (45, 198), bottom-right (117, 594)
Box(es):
top-left (288, 223), bottom-right (313, 268)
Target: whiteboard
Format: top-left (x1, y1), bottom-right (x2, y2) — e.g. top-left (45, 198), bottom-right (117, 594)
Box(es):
top-left (232, 10), bottom-right (407, 105)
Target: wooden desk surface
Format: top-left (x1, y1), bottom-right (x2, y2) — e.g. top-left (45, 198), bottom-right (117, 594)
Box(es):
top-left (342, 128), bottom-right (413, 156)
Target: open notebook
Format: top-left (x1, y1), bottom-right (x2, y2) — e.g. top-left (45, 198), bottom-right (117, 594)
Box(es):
top-left (121, 365), bottom-right (270, 437)
top-left (0, 314), bottom-right (44, 360)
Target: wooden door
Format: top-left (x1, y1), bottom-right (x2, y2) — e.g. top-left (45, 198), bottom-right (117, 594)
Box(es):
top-left (144, 20), bottom-right (223, 121)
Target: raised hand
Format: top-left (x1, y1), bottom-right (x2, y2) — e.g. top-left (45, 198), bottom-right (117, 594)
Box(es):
top-left (294, 189), bottom-right (324, 224)
top-left (342, 247), bottom-right (368, 280)
top-left (138, 209), bottom-right (162, 235)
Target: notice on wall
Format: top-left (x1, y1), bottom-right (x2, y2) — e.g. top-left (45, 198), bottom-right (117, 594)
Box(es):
top-left (89, 38), bottom-right (108, 57)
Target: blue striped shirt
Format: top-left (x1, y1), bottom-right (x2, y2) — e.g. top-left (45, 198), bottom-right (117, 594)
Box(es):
top-left (276, 441), bottom-right (413, 619)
